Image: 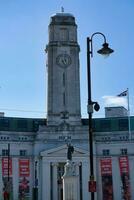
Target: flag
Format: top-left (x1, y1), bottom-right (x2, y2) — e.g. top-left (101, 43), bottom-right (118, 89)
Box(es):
top-left (117, 90), bottom-right (128, 97)
top-left (117, 88), bottom-right (131, 140)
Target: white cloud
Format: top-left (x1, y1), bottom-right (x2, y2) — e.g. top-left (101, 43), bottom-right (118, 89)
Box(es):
top-left (102, 95), bottom-right (127, 108)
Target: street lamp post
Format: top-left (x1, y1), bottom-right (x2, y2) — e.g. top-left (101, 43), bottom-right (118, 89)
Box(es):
top-left (33, 161), bottom-right (38, 200)
top-left (87, 32), bottom-right (114, 200)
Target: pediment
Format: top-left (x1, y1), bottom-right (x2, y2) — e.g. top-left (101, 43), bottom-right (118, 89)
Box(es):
top-left (40, 144), bottom-right (88, 158)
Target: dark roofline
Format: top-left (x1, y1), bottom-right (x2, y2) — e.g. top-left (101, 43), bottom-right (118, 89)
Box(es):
top-left (0, 116), bottom-right (134, 132)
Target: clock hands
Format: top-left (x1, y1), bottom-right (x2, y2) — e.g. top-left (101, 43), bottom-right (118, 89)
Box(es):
top-left (61, 57), bottom-right (68, 66)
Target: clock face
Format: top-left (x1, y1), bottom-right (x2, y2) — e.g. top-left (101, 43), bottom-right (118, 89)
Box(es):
top-left (56, 54), bottom-right (71, 68)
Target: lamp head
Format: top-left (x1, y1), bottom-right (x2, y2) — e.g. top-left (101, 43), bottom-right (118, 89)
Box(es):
top-left (97, 42), bottom-right (114, 56)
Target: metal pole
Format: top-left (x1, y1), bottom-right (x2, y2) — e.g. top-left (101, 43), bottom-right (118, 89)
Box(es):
top-left (7, 143), bottom-right (10, 200)
top-left (87, 37), bottom-right (94, 200)
top-left (86, 32), bottom-right (113, 200)
top-left (33, 161), bottom-right (38, 200)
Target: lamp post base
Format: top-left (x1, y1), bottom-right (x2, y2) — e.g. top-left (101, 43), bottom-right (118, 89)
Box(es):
top-left (32, 188), bottom-right (38, 200)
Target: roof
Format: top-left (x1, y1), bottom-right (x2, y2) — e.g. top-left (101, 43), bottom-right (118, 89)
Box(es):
top-left (0, 117), bottom-right (46, 132)
top-left (0, 116), bottom-right (133, 132)
top-left (50, 12), bottom-right (76, 26)
top-left (82, 116), bottom-right (134, 132)
top-left (51, 13), bottom-right (74, 17)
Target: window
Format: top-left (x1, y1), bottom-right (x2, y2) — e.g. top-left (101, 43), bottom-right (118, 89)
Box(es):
top-left (119, 136), bottom-right (128, 141)
top-left (33, 120), bottom-right (39, 131)
top-left (120, 148), bottom-right (127, 155)
top-left (17, 120), bottom-right (27, 129)
top-left (0, 119), bottom-right (9, 128)
top-left (100, 120), bottom-right (111, 131)
top-left (102, 149), bottom-right (110, 156)
top-left (20, 150), bottom-right (27, 156)
top-left (118, 119), bottom-right (128, 131)
top-left (2, 149), bottom-right (9, 156)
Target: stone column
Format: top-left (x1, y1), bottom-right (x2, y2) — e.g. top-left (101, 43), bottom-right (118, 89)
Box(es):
top-left (75, 162), bottom-right (81, 176)
top-left (112, 157), bottom-right (122, 199)
top-left (42, 158), bottom-right (51, 200)
top-left (62, 160), bottom-right (80, 200)
top-left (75, 162), bottom-right (81, 196)
top-left (12, 157), bottom-right (19, 200)
top-left (82, 161), bottom-right (89, 200)
top-left (0, 158), bottom-right (3, 200)
top-left (52, 162), bottom-right (58, 200)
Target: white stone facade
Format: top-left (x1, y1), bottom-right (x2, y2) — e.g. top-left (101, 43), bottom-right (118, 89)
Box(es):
top-left (0, 126), bottom-right (134, 200)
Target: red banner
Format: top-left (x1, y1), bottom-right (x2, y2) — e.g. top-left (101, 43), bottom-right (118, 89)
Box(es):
top-left (119, 156), bottom-right (131, 200)
top-left (100, 158), bottom-right (113, 200)
top-left (88, 180), bottom-right (96, 192)
top-left (19, 159), bottom-right (30, 177)
top-left (19, 159), bottom-right (30, 199)
top-left (101, 158), bottom-right (112, 175)
top-left (2, 158), bottom-right (13, 199)
top-left (2, 158), bottom-right (12, 176)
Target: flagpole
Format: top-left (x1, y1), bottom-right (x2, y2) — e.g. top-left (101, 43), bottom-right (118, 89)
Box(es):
top-left (7, 143), bottom-right (10, 200)
top-left (127, 88), bottom-right (131, 140)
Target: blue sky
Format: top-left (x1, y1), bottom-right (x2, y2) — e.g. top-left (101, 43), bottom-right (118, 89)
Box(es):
top-left (0, 0), bottom-right (134, 118)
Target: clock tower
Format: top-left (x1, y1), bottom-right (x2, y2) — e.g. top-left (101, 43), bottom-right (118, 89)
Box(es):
top-left (46, 12), bottom-right (81, 125)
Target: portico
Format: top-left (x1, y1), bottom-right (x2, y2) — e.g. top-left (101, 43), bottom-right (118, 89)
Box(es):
top-left (40, 145), bottom-right (90, 200)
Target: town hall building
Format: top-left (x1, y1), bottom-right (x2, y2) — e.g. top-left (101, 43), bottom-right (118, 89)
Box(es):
top-left (0, 11), bottom-right (134, 200)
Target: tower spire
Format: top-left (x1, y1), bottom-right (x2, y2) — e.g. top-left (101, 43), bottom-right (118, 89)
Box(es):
top-left (46, 13), bottom-right (81, 125)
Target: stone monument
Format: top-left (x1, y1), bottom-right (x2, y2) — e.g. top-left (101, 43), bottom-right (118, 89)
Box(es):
top-left (62, 144), bottom-right (80, 200)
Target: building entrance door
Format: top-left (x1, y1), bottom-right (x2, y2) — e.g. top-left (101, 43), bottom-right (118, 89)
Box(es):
top-left (57, 163), bottom-right (65, 200)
